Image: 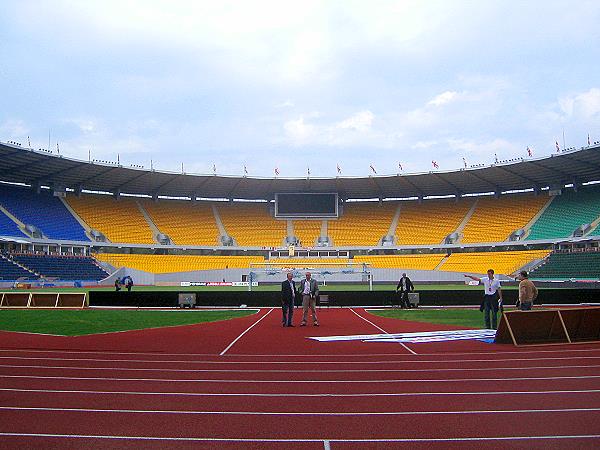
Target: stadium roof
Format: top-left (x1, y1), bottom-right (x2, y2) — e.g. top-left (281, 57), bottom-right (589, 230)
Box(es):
top-left (1, 141), bottom-right (600, 200)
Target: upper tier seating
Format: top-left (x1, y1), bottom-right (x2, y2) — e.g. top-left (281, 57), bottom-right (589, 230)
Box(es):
top-left (293, 220), bottom-right (322, 247)
top-left (527, 186), bottom-right (600, 240)
top-left (66, 195), bottom-right (155, 244)
top-left (142, 200), bottom-right (220, 246)
top-left (10, 254), bottom-right (108, 281)
top-left (353, 254), bottom-right (446, 270)
top-left (0, 209), bottom-right (27, 238)
top-left (328, 202), bottom-right (396, 246)
top-left (0, 184), bottom-right (88, 241)
top-left (529, 251), bottom-right (600, 279)
top-left (461, 194), bottom-right (548, 243)
top-left (439, 250), bottom-right (550, 275)
top-left (395, 199), bottom-right (473, 245)
top-left (0, 255), bottom-right (36, 280)
top-left (95, 253), bottom-right (264, 273)
top-left (218, 203), bottom-right (285, 247)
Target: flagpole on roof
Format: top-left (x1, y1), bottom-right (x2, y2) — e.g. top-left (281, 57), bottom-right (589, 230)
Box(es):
top-left (562, 127), bottom-right (566, 151)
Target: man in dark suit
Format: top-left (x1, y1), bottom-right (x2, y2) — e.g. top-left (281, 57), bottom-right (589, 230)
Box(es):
top-left (396, 273), bottom-right (414, 308)
top-left (281, 272), bottom-right (296, 327)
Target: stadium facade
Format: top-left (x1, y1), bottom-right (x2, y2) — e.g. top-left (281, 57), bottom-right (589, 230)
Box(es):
top-left (1, 140), bottom-right (600, 287)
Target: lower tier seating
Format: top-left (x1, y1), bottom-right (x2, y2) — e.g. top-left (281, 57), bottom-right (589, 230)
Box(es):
top-left (530, 251), bottom-right (600, 279)
top-left (439, 250), bottom-right (550, 275)
top-left (0, 255), bottom-right (36, 280)
top-left (9, 254), bottom-right (109, 281)
top-left (94, 253), bottom-right (265, 273)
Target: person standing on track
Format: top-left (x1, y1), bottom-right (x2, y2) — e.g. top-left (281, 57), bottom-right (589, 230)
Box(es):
top-left (464, 269), bottom-right (503, 329)
top-left (516, 270), bottom-right (538, 311)
top-left (299, 271), bottom-right (319, 327)
top-left (395, 272), bottom-right (414, 308)
top-left (281, 272), bottom-right (296, 327)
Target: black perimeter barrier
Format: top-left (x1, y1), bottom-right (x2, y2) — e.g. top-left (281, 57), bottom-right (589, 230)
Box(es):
top-left (90, 288), bottom-right (600, 308)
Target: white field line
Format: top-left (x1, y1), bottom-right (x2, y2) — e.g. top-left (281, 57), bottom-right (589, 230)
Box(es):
top-left (2, 405), bottom-right (600, 416)
top-left (1, 347), bottom-right (599, 358)
top-left (2, 354), bottom-right (600, 365)
top-left (3, 374), bottom-right (600, 384)
top-left (1, 363), bottom-right (599, 374)
top-left (2, 387), bottom-right (600, 398)
top-left (219, 308), bottom-right (274, 356)
top-left (2, 432), bottom-right (600, 444)
top-left (349, 308), bottom-right (417, 355)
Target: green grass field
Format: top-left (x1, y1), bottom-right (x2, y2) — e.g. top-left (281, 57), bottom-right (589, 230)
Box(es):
top-left (0, 309), bottom-right (257, 336)
top-left (369, 308), bottom-right (486, 329)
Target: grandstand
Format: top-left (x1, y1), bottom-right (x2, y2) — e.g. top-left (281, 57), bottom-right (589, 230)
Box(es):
top-left (217, 202), bottom-right (285, 247)
top-left (461, 194), bottom-right (549, 243)
top-left (328, 202), bottom-right (397, 246)
top-left (141, 199), bottom-right (220, 246)
top-left (95, 253), bottom-right (264, 273)
top-left (1, 141), bottom-right (600, 285)
top-left (527, 185), bottom-right (600, 240)
top-left (0, 184), bottom-right (88, 241)
top-left (530, 250), bottom-right (600, 279)
top-left (65, 194), bottom-right (155, 244)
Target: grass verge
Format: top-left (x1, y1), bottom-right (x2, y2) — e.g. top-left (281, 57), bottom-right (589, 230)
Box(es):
top-left (369, 308), bottom-right (486, 329)
top-left (0, 309), bottom-right (257, 336)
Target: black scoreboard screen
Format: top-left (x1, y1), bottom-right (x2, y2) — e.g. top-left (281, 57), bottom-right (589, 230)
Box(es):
top-left (275, 193), bottom-right (338, 218)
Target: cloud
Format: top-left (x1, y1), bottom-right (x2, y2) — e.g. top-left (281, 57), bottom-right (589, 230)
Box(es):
top-left (0, 119), bottom-right (29, 138)
top-left (559, 88), bottom-right (600, 118)
top-left (427, 91), bottom-right (459, 107)
top-left (336, 110), bottom-right (374, 132)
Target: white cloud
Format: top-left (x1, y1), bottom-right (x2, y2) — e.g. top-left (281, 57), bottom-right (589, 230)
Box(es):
top-left (559, 88), bottom-right (600, 118)
top-left (0, 119), bottom-right (29, 138)
top-left (336, 110), bottom-right (374, 132)
top-left (427, 91), bottom-right (459, 107)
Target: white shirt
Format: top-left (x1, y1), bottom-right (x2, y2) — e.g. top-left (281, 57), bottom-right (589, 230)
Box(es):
top-left (303, 279), bottom-right (311, 295)
top-left (289, 280), bottom-right (295, 298)
top-left (481, 276), bottom-right (501, 295)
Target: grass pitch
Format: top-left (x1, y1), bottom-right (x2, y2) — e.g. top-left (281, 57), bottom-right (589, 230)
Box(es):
top-left (369, 308), bottom-right (487, 329)
top-left (0, 309), bottom-right (257, 336)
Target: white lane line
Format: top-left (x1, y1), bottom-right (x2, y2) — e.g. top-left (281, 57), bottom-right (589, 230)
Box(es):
top-left (3, 374), bottom-right (600, 383)
top-left (1, 363), bottom-right (599, 374)
top-left (219, 308), bottom-right (274, 356)
top-left (2, 347), bottom-right (600, 358)
top-left (3, 387), bottom-right (600, 398)
top-left (2, 405), bottom-right (600, 416)
top-left (2, 354), bottom-right (600, 365)
top-left (1, 432), bottom-right (600, 443)
top-left (349, 308), bottom-right (414, 355)
top-left (323, 439), bottom-right (331, 450)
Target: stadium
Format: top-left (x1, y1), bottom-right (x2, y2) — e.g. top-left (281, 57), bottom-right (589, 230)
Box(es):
top-left (1, 138), bottom-right (600, 447)
top-left (2, 1), bottom-right (600, 448)
top-left (1, 140), bottom-right (600, 300)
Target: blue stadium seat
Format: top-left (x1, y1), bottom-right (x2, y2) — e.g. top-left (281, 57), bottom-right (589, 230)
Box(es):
top-left (9, 254), bottom-right (108, 281)
top-left (0, 209), bottom-right (27, 238)
top-left (0, 184), bottom-right (89, 241)
top-left (0, 255), bottom-right (36, 280)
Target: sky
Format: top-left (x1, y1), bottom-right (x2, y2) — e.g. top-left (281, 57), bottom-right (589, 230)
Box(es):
top-left (1, 0), bottom-right (599, 178)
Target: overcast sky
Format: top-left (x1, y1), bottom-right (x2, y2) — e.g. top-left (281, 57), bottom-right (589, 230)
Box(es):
top-left (1, 0), bottom-right (599, 178)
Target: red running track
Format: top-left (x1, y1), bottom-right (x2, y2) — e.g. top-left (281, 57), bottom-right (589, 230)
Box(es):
top-left (1, 307), bottom-right (600, 449)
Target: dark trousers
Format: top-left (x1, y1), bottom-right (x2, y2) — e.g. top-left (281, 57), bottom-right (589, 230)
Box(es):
top-left (483, 294), bottom-right (499, 329)
top-left (399, 291), bottom-right (411, 308)
top-left (282, 298), bottom-right (294, 326)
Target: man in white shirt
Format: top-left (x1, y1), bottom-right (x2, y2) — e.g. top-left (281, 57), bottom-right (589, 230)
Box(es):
top-left (299, 272), bottom-right (319, 327)
top-left (465, 269), bottom-right (503, 329)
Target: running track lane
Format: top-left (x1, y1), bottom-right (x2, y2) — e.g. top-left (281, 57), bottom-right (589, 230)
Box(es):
top-left (1, 309), bottom-right (600, 448)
